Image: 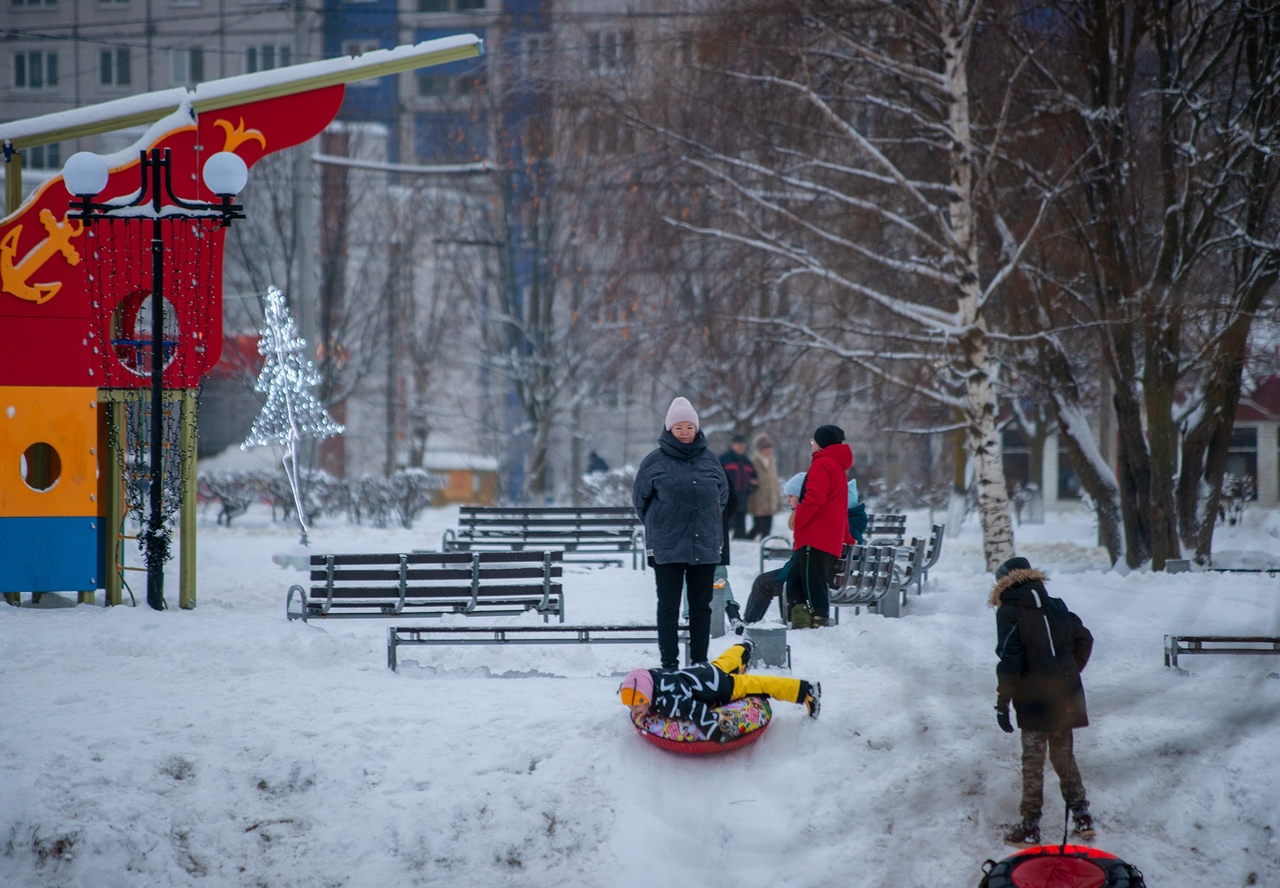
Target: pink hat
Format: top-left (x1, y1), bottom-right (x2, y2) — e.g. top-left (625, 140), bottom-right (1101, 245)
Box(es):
top-left (664, 397), bottom-right (699, 431)
top-left (619, 668), bottom-right (654, 707)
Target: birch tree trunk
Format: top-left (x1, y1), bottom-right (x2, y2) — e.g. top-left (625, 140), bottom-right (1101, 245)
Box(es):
top-left (944, 4), bottom-right (1014, 569)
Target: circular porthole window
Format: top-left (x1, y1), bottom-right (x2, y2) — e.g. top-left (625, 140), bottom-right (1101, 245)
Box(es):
top-left (21, 442), bottom-right (62, 492)
top-left (109, 290), bottom-right (181, 376)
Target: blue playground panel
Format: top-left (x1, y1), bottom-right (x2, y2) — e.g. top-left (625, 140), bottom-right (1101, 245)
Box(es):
top-left (0, 516), bottom-right (98, 592)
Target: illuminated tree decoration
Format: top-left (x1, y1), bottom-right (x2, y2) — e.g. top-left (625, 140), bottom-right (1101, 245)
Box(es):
top-left (242, 286), bottom-right (343, 544)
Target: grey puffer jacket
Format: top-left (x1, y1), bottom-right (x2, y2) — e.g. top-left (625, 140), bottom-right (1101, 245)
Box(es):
top-left (633, 430), bottom-right (729, 565)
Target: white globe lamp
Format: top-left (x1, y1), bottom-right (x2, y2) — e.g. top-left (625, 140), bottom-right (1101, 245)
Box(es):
top-left (202, 152), bottom-right (249, 197)
top-left (62, 152), bottom-right (110, 198)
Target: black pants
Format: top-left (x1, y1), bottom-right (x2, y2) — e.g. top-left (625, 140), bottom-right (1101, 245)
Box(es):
top-left (654, 562), bottom-right (716, 668)
top-left (730, 508), bottom-right (750, 540)
top-left (749, 514), bottom-right (773, 540)
top-left (785, 545), bottom-right (836, 621)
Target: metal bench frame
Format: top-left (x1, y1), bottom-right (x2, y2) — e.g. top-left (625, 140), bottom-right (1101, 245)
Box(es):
top-left (387, 624), bottom-right (689, 670)
top-left (1163, 635), bottom-right (1280, 671)
top-left (830, 544), bottom-right (904, 619)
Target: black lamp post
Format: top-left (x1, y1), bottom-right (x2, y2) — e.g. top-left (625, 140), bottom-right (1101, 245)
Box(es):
top-left (64, 147), bottom-right (247, 610)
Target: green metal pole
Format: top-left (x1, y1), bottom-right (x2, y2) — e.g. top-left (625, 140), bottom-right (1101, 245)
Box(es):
top-left (105, 398), bottom-right (124, 606)
top-left (3, 146), bottom-right (21, 215)
top-left (179, 388), bottom-right (198, 609)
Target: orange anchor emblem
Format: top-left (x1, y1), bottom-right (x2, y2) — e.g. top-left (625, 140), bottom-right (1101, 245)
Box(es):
top-left (0, 209), bottom-right (84, 304)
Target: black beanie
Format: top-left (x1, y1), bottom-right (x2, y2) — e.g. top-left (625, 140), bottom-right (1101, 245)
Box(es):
top-left (995, 556), bottom-right (1032, 580)
top-left (813, 425), bottom-right (845, 449)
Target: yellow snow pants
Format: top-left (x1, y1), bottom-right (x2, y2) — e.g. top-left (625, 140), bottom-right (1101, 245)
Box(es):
top-left (710, 643), bottom-right (803, 705)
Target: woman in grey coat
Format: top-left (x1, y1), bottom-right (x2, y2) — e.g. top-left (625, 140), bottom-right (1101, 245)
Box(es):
top-left (633, 397), bottom-right (729, 668)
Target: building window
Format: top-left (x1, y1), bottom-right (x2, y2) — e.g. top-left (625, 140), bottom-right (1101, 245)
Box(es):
top-left (100, 48), bottom-right (131, 86)
top-left (14, 51), bottom-right (58, 89)
top-left (416, 66), bottom-right (484, 97)
top-left (24, 143), bottom-right (61, 169)
top-left (1057, 450), bottom-right (1081, 500)
top-left (341, 39), bottom-right (380, 58)
top-left (341, 41), bottom-right (380, 87)
top-left (246, 45), bottom-right (289, 74)
top-left (586, 29), bottom-right (634, 74)
top-left (12, 0), bottom-right (58, 8)
top-left (417, 0), bottom-right (482, 10)
top-left (171, 47), bottom-right (204, 85)
top-left (1000, 428), bottom-right (1031, 491)
top-left (582, 112), bottom-right (635, 156)
top-left (1225, 426), bottom-right (1258, 501)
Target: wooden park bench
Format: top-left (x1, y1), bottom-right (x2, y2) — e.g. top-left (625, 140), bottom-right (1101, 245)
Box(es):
top-left (286, 550), bottom-right (563, 623)
top-left (1163, 635), bottom-right (1280, 671)
top-left (441, 506), bottom-right (645, 569)
top-left (387, 624), bottom-right (687, 670)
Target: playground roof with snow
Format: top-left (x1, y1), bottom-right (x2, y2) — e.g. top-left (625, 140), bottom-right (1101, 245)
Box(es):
top-left (0, 35), bottom-right (482, 151)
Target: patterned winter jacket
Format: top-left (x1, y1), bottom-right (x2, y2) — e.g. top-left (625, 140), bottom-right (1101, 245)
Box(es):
top-left (633, 430), bottom-right (729, 565)
top-left (645, 663), bottom-right (736, 740)
top-left (990, 568), bottom-right (1093, 733)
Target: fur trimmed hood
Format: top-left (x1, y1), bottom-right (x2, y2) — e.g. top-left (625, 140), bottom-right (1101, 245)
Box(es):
top-left (988, 567), bottom-right (1049, 607)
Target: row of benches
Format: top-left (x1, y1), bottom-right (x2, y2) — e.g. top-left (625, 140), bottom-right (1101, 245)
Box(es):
top-left (289, 511), bottom-right (943, 626)
top-left (760, 517), bottom-right (946, 619)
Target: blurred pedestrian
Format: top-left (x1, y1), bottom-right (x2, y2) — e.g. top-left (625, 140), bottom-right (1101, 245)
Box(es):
top-left (719, 434), bottom-right (757, 540)
top-left (633, 397), bottom-right (729, 669)
top-left (747, 432), bottom-right (782, 540)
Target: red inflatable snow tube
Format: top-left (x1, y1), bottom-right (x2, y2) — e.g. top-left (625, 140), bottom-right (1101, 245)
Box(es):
top-left (631, 696), bottom-right (772, 755)
top-left (979, 844), bottom-right (1145, 888)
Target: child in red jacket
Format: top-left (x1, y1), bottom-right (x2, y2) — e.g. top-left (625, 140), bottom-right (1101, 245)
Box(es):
top-left (787, 425), bottom-right (855, 627)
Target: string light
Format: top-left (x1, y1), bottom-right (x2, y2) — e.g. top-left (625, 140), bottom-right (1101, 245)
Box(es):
top-left (242, 286), bottom-right (344, 545)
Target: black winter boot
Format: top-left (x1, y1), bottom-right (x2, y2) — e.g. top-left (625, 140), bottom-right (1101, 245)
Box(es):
top-left (1004, 819), bottom-right (1041, 847)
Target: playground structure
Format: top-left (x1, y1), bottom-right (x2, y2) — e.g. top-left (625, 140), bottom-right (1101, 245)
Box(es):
top-left (0, 36), bottom-right (481, 609)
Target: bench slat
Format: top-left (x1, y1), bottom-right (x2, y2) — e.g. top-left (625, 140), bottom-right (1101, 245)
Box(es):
top-left (306, 583), bottom-right (562, 600)
top-left (445, 508), bottom-right (644, 569)
top-left (287, 550), bottom-right (565, 623)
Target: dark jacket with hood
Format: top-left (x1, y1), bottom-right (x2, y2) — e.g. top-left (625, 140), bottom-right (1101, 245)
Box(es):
top-left (991, 568), bottom-right (1093, 733)
top-left (633, 429), bottom-right (729, 565)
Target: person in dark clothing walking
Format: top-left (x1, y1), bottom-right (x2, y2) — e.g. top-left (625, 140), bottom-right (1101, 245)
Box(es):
top-left (719, 434), bottom-right (757, 540)
top-left (990, 556), bottom-right (1096, 846)
top-left (633, 397), bottom-right (729, 669)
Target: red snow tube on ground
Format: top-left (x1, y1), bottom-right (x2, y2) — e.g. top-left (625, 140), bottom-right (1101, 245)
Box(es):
top-left (979, 844), bottom-right (1145, 888)
top-left (631, 696), bottom-right (772, 755)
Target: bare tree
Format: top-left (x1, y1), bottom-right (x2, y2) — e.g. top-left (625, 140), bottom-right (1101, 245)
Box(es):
top-left (1021, 0), bottom-right (1280, 567)
top-left (619, 0), bottom-right (1060, 568)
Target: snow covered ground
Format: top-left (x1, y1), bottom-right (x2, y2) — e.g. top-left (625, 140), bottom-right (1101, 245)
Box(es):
top-left (3, 501), bottom-right (1279, 887)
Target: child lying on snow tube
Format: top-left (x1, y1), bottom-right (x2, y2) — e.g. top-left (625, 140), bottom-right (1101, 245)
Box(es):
top-left (619, 641), bottom-right (821, 744)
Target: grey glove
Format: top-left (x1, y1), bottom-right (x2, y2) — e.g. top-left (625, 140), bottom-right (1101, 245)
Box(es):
top-left (996, 706), bottom-right (1014, 733)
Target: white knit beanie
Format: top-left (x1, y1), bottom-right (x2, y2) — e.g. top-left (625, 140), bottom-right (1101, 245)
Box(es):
top-left (664, 397), bottom-right (699, 431)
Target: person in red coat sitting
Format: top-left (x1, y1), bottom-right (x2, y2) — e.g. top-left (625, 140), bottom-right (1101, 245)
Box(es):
top-left (787, 424), bottom-right (855, 627)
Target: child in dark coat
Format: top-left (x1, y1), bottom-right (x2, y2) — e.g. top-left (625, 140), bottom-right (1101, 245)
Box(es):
top-left (619, 641), bottom-right (820, 743)
top-left (990, 556), bottom-right (1095, 846)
